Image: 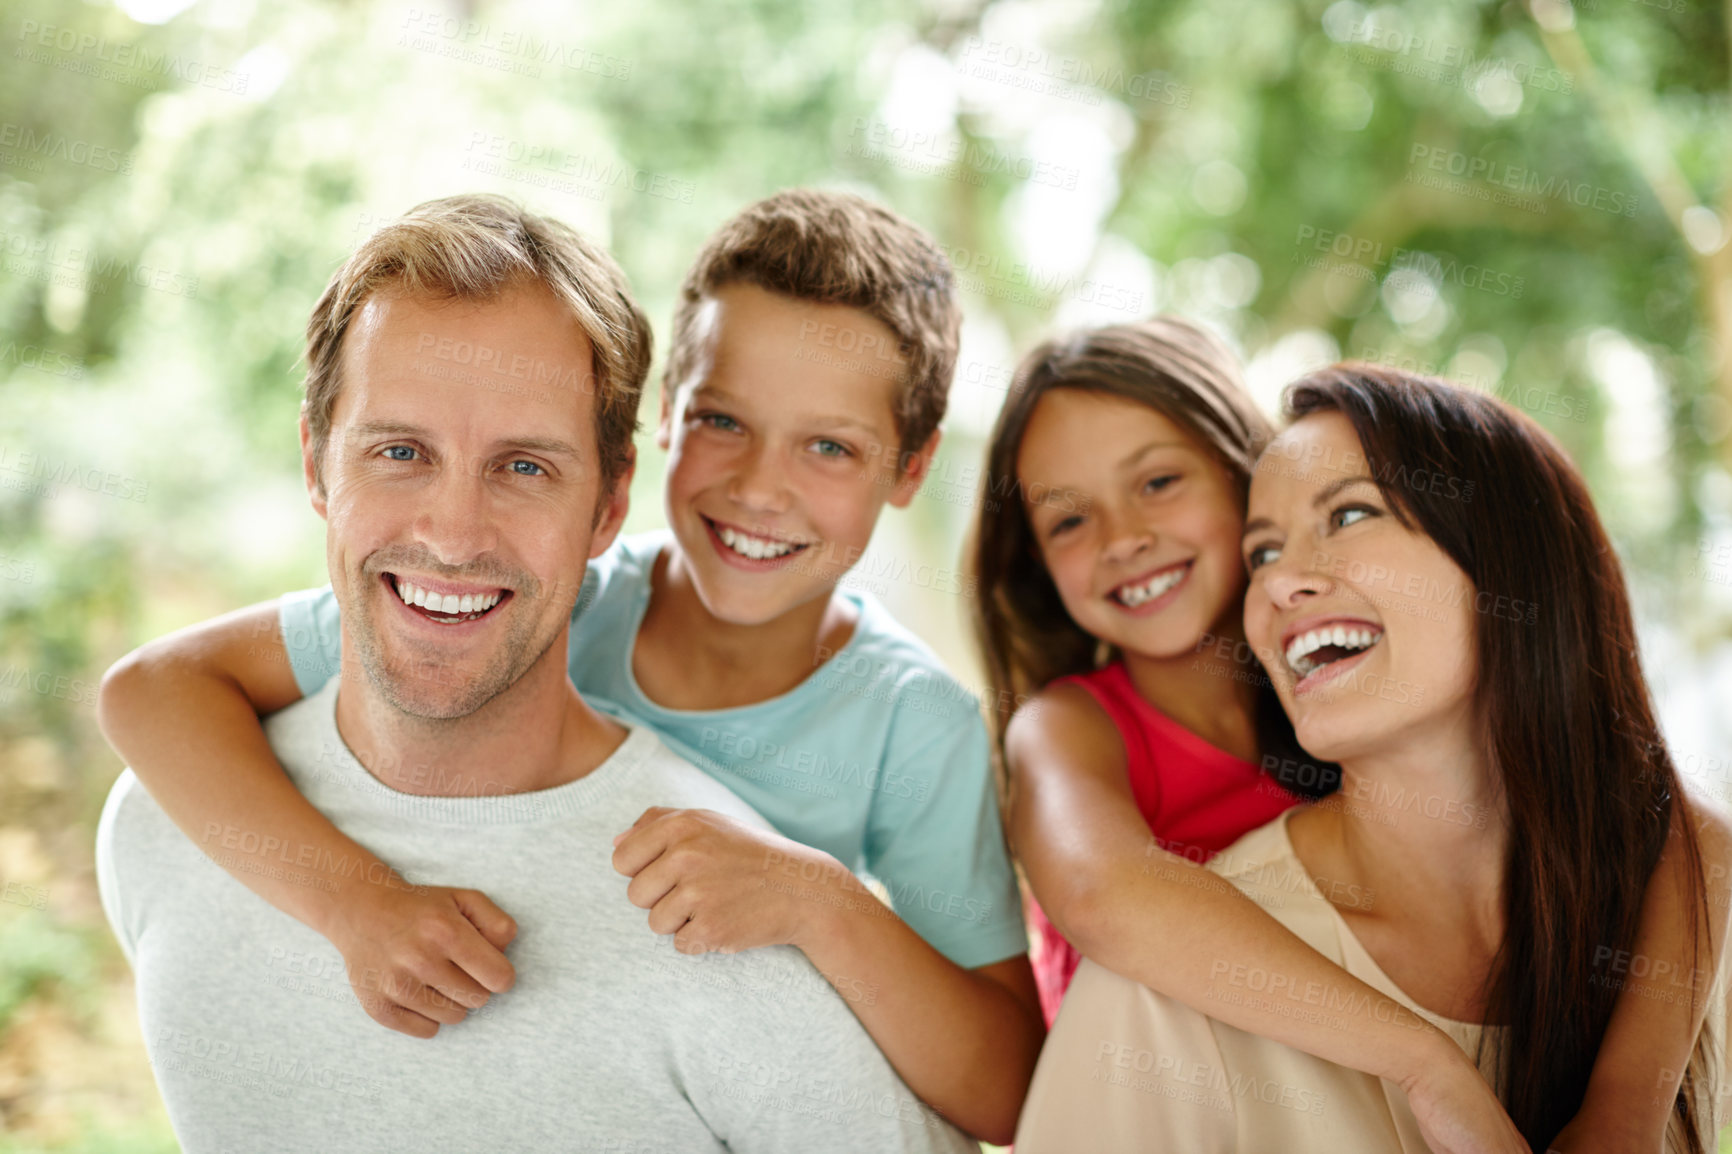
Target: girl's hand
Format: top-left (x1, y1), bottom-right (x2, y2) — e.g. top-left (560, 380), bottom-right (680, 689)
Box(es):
top-left (611, 807), bottom-right (870, 955)
top-left (1400, 1044), bottom-right (1531, 1154)
top-left (324, 875), bottom-right (518, 1039)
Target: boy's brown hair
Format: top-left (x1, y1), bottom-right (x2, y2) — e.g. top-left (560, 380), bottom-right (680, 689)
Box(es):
top-left (663, 188), bottom-right (960, 463)
top-left (302, 194), bottom-right (653, 501)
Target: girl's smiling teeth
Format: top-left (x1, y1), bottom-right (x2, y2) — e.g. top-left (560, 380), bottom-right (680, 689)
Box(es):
top-left (707, 517), bottom-right (810, 561)
top-left (1284, 624), bottom-right (1383, 678)
top-left (1110, 562), bottom-right (1190, 608)
top-left (390, 575), bottom-right (506, 623)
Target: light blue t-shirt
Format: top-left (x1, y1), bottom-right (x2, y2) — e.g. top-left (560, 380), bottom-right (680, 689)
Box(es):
top-left (281, 531), bottom-right (1027, 969)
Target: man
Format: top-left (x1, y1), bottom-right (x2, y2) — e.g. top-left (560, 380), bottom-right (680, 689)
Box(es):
top-left (95, 194), bottom-right (972, 1153)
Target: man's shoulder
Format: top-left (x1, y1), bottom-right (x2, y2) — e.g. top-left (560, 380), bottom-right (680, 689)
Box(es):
top-left (627, 730), bottom-right (776, 833)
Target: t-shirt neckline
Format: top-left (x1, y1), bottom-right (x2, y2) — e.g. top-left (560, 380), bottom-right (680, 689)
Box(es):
top-left (307, 679), bottom-right (657, 824)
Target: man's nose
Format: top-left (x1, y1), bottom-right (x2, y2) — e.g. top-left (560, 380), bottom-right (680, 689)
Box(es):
top-left (411, 457), bottom-right (500, 565)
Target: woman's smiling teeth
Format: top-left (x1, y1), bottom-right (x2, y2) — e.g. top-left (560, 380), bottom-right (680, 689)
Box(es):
top-left (393, 577), bottom-right (504, 622)
top-left (716, 523), bottom-right (805, 561)
top-left (1285, 625), bottom-right (1382, 678)
top-left (1111, 563), bottom-right (1188, 608)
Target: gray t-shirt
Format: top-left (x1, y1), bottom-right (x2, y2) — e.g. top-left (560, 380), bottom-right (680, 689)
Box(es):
top-left (96, 679), bottom-right (975, 1154)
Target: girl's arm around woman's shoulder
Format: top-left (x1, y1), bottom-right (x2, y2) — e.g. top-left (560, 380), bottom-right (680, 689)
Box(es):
top-left (1004, 686), bottom-right (1529, 1154)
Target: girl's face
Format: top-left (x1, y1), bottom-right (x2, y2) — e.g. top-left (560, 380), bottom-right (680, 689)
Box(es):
top-left (1016, 388), bottom-right (1248, 660)
top-left (1240, 411), bottom-right (1477, 763)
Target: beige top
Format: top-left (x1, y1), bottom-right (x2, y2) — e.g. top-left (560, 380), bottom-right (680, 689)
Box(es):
top-left (1015, 808), bottom-right (1730, 1152)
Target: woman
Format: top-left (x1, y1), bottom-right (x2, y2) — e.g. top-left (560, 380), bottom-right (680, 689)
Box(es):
top-left (1013, 364), bottom-right (1732, 1152)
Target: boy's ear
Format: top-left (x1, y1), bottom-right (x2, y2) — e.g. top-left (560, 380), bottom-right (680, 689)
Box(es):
top-left (887, 429), bottom-right (942, 509)
top-left (590, 444), bottom-right (635, 559)
top-left (299, 413), bottom-right (329, 520)
top-left (654, 383), bottom-right (675, 451)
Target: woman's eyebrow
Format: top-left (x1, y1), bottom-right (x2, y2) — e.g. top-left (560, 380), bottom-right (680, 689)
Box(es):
top-left (1311, 475), bottom-right (1376, 507)
top-left (1240, 476), bottom-right (1377, 540)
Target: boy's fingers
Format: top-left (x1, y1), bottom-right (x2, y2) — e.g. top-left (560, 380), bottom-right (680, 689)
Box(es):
top-left (646, 887), bottom-right (698, 938)
top-left (452, 889), bottom-right (518, 952)
top-left (612, 806), bottom-right (678, 847)
top-left (623, 856), bottom-right (682, 912)
top-left (422, 960), bottom-right (495, 1014)
top-left (403, 977), bottom-right (471, 1025)
top-left (359, 991), bottom-right (441, 1038)
top-left (446, 917), bottom-right (517, 995)
top-left (611, 820), bottom-right (677, 877)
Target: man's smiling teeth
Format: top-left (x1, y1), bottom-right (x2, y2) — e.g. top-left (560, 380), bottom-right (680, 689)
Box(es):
top-left (1113, 565), bottom-right (1186, 608)
top-left (1285, 626), bottom-right (1382, 678)
top-left (394, 578), bottom-right (502, 619)
top-left (717, 525), bottom-right (804, 561)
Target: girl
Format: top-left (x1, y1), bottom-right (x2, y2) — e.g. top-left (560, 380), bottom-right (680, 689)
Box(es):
top-left (971, 322), bottom-right (1720, 1151)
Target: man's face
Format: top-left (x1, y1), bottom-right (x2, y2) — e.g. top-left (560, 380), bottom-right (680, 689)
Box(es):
top-left (302, 283), bottom-right (630, 720)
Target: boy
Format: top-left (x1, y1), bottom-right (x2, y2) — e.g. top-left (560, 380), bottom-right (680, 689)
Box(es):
top-left (99, 189), bottom-right (1043, 1144)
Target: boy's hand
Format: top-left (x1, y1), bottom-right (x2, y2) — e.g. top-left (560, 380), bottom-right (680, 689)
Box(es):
top-left (324, 877), bottom-right (518, 1039)
top-left (1400, 1042), bottom-right (1531, 1154)
top-left (611, 807), bottom-right (857, 955)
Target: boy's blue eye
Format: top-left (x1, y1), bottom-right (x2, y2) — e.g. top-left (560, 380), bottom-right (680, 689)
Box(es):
top-left (383, 445), bottom-right (418, 462)
top-left (699, 412), bottom-right (741, 433)
top-left (1142, 474), bottom-right (1179, 494)
top-left (812, 439), bottom-right (851, 459)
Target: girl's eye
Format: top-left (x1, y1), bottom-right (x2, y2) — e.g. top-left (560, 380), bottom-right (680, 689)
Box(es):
top-left (1048, 514), bottom-right (1084, 537)
top-left (1330, 504), bottom-right (1377, 530)
top-left (1245, 543), bottom-right (1280, 571)
top-left (811, 439), bottom-right (852, 459)
top-left (382, 445), bottom-right (418, 462)
top-left (508, 460), bottom-right (545, 476)
top-left (1142, 474), bottom-right (1179, 494)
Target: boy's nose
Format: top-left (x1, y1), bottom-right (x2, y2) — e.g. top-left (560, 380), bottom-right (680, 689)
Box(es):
top-left (726, 444), bottom-right (793, 513)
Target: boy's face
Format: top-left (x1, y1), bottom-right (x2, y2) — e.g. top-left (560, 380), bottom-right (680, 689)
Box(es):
top-left (655, 283), bottom-right (936, 626)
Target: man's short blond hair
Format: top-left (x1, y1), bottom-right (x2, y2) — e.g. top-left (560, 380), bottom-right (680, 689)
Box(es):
top-left (663, 189), bottom-right (960, 463)
top-left (302, 194), bottom-right (652, 496)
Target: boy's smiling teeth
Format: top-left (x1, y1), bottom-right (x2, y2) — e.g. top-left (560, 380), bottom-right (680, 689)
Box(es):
top-left (1112, 563), bottom-right (1188, 608)
top-left (714, 522), bottom-right (807, 561)
top-left (392, 576), bottom-right (504, 623)
top-left (1285, 625), bottom-right (1383, 678)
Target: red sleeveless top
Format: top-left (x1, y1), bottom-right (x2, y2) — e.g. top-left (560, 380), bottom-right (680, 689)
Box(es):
top-left (1028, 661), bottom-right (1304, 1026)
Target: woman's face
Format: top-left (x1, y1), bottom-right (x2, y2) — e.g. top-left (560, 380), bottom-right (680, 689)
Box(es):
top-left (1017, 388), bottom-right (1249, 661)
top-left (1241, 411), bottom-right (1477, 763)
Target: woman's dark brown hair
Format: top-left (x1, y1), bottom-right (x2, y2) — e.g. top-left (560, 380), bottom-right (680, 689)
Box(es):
top-left (1285, 363), bottom-right (1715, 1150)
top-left (968, 318), bottom-right (1333, 799)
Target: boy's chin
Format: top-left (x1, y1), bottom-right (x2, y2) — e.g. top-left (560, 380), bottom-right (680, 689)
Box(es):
top-left (689, 571), bottom-right (828, 628)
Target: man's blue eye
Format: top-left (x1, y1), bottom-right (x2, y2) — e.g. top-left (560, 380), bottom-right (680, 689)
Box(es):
top-left (510, 460), bottom-right (544, 476)
top-left (384, 446), bottom-right (417, 461)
